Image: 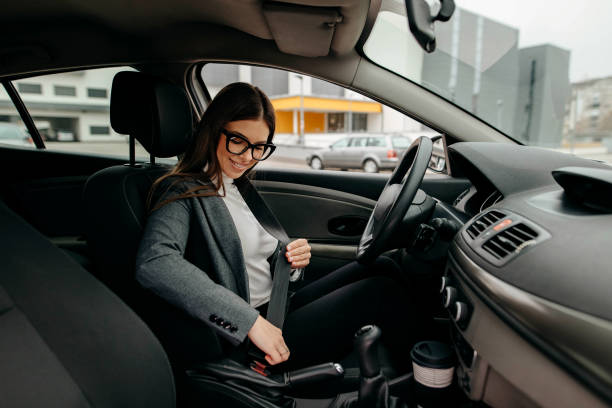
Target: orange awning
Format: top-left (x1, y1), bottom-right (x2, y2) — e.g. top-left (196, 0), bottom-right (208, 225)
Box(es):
top-left (271, 96), bottom-right (382, 113)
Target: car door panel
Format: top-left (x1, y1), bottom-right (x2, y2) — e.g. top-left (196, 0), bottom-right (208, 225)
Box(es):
top-left (254, 169), bottom-right (471, 282)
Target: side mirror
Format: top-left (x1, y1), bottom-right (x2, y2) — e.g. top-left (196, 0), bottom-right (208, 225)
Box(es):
top-left (428, 135), bottom-right (448, 173)
top-left (405, 0), bottom-right (455, 52)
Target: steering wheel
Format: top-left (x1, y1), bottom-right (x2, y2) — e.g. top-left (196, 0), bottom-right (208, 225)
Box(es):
top-left (356, 136), bottom-right (433, 264)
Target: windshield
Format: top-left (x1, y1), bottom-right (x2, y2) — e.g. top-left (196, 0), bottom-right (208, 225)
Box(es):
top-left (364, 0), bottom-right (612, 164)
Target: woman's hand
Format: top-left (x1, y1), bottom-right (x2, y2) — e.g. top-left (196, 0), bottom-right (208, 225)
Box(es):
top-left (247, 315), bottom-right (290, 365)
top-left (286, 238), bottom-right (311, 269)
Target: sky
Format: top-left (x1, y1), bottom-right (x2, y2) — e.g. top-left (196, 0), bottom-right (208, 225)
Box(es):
top-left (456, 0), bottom-right (612, 82)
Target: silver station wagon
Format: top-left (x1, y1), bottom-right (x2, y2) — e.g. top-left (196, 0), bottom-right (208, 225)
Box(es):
top-left (306, 134), bottom-right (412, 173)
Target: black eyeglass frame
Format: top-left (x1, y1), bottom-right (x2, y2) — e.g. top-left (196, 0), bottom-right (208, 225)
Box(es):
top-left (221, 129), bottom-right (276, 161)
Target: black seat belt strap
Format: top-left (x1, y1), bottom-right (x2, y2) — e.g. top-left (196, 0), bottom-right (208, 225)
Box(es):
top-left (236, 178), bottom-right (291, 329)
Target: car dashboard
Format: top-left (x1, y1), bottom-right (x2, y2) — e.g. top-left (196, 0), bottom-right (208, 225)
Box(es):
top-left (441, 142), bottom-right (612, 407)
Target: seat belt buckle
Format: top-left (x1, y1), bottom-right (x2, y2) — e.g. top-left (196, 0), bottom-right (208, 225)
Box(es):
top-left (250, 360), bottom-right (271, 377)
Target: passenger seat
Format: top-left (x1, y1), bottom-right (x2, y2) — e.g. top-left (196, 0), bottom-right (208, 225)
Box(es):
top-left (0, 198), bottom-right (176, 407)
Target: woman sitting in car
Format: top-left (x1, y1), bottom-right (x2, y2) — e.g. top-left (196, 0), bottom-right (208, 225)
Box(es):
top-left (135, 82), bottom-right (419, 368)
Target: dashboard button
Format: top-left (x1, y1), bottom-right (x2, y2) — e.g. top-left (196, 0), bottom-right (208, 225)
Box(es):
top-left (440, 276), bottom-right (449, 293)
top-left (443, 287), bottom-right (457, 308)
top-left (453, 301), bottom-right (470, 326)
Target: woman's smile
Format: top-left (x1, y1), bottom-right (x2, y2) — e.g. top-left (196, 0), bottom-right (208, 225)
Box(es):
top-left (216, 118), bottom-right (269, 179)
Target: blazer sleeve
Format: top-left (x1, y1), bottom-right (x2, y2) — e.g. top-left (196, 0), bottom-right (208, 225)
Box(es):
top-left (135, 194), bottom-right (259, 346)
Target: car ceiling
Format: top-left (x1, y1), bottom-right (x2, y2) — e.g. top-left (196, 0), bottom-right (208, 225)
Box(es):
top-left (0, 0), bottom-right (372, 76)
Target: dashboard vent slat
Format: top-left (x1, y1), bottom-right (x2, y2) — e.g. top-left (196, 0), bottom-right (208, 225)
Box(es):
top-left (482, 223), bottom-right (539, 262)
top-left (466, 210), bottom-right (506, 239)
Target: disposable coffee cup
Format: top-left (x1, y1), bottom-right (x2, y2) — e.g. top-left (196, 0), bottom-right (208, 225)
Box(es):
top-left (411, 341), bottom-right (455, 389)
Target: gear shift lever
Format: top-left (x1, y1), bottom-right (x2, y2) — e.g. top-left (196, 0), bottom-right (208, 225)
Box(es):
top-left (353, 325), bottom-right (406, 408)
top-left (354, 325), bottom-right (382, 378)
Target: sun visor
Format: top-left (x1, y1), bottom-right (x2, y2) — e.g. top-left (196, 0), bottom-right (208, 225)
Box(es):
top-left (263, 2), bottom-right (343, 57)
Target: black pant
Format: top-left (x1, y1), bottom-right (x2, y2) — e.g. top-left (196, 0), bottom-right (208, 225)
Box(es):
top-left (263, 257), bottom-right (420, 370)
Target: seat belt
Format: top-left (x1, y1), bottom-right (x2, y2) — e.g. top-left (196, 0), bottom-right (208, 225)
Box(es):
top-left (235, 178), bottom-right (291, 329)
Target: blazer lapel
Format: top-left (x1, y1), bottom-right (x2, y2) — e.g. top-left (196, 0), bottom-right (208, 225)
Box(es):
top-left (196, 194), bottom-right (250, 302)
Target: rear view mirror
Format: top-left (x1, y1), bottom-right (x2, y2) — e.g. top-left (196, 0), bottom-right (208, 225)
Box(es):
top-left (405, 0), bottom-right (455, 52)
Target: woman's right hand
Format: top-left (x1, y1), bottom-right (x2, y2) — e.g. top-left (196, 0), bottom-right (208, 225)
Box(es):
top-left (247, 315), bottom-right (290, 365)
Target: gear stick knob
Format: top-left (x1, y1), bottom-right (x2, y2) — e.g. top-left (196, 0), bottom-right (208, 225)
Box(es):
top-left (354, 325), bottom-right (382, 378)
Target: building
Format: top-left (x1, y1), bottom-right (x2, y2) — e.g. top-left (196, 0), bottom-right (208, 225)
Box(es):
top-left (0, 67), bottom-right (128, 142)
top-left (514, 45), bottom-right (571, 147)
top-left (566, 76), bottom-right (612, 142)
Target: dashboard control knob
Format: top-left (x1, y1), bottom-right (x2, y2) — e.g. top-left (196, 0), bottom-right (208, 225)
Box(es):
top-left (453, 301), bottom-right (469, 325)
top-left (442, 286), bottom-right (457, 308)
top-left (440, 276), bottom-right (449, 293)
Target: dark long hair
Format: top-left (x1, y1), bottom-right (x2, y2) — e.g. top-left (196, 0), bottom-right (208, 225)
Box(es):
top-left (149, 82), bottom-right (275, 211)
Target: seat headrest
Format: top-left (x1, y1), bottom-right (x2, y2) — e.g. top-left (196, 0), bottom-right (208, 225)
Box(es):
top-left (110, 71), bottom-right (193, 158)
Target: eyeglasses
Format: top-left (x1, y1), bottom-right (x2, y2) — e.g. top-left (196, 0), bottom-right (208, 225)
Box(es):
top-left (221, 129), bottom-right (276, 161)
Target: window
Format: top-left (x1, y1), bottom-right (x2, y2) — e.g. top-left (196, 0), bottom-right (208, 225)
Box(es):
top-left (367, 137), bottom-right (385, 147)
top-left (200, 63), bottom-right (438, 171)
top-left (328, 113), bottom-right (345, 132)
top-left (90, 126), bottom-right (110, 135)
top-left (0, 88), bottom-right (34, 148)
top-left (332, 138), bottom-right (349, 148)
top-left (17, 83), bottom-right (42, 94)
top-left (349, 137), bottom-right (367, 147)
top-left (9, 66), bottom-right (157, 160)
top-left (351, 113), bottom-right (368, 132)
top-left (54, 85), bottom-right (76, 97)
top-left (87, 88), bottom-right (108, 98)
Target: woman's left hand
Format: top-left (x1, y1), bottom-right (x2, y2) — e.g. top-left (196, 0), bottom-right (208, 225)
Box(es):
top-left (285, 239), bottom-right (311, 269)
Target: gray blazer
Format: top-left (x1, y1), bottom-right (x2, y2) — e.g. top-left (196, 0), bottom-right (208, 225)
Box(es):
top-left (135, 178), bottom-right (260, 346)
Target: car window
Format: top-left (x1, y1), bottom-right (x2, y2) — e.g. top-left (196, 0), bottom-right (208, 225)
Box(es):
top-left (200, 63), bottom-right (438, 172)
top-left (392, 137), bottom-right (411, 149)
top-left (0, 87), bottom-right (35, 148)
top-left (9, 66), bottom-right (157, 160)
top-left (332, 138), bottom-right (349, 148)
top-left (364, 0), bottom-right (612, 165)
top-left (350, 138), bottom-right (367, 147)
top-left (367, 137), bottom-right (386, 147)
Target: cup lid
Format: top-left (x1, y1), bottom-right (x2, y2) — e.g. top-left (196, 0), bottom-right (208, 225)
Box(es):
top-left (410, 341), bottom-right (455, 369)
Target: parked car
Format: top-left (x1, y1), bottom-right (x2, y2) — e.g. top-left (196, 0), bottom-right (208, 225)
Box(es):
top-left (0, 1), bottom-right (611, 408)
top-left (307, 134), bottom-right (412, 172)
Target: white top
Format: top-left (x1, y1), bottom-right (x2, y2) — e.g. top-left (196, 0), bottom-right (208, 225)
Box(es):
top-left (220, 173), bottom-right (277, 307)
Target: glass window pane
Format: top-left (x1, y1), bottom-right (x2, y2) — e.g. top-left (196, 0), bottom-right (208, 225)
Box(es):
top-left (0, 86), bottom-right (35, 148)
top-left (16, 83), bottom-right (42, 94)
top-left (11, 67), bottom-right (160, 161)
top-left (54, 85), bottom-right (76, 97)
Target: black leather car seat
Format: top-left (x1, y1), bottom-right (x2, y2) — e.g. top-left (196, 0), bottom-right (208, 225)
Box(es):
top-left (83, 71), bottom-right (225, 369)
top-left (0, 197), bottom-right (175, 407)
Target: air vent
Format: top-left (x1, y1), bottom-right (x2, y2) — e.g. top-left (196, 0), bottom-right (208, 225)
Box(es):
top-left (465, 210), bottom-right (506, 239)
top-left (482, 223), bottom-right (538, 260)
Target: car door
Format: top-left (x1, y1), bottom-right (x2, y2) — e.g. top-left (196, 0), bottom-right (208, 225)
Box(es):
top-left (199, 63), bottom-right (471, 282)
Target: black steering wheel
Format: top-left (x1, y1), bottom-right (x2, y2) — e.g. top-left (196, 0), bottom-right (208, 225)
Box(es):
top-left (356, 136), bottom-right (433, 264)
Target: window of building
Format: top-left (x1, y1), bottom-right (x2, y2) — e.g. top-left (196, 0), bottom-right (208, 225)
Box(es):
top-left (352, 113), bottom-right (368, 132)
top-left (54, 85), bottom-right (77, 97)
top-left (90, 125), bottom-right (110, 135)
top-left (328, 113), bottom-right (345, 132)
top-left (87, 88), bottom-right (108, 98)
top-left (17, 83), bottom-right (42, 94)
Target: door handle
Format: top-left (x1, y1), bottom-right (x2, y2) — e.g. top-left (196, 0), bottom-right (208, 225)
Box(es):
top-left (328, 216), bottom-right (367, 236)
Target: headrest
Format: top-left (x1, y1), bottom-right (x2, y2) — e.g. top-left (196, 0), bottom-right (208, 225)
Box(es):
top-left (110, 71), bottom-right (193, 158)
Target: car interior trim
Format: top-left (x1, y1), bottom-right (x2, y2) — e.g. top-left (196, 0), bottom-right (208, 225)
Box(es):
top-left (449, 244), bottom-right (612, 405)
